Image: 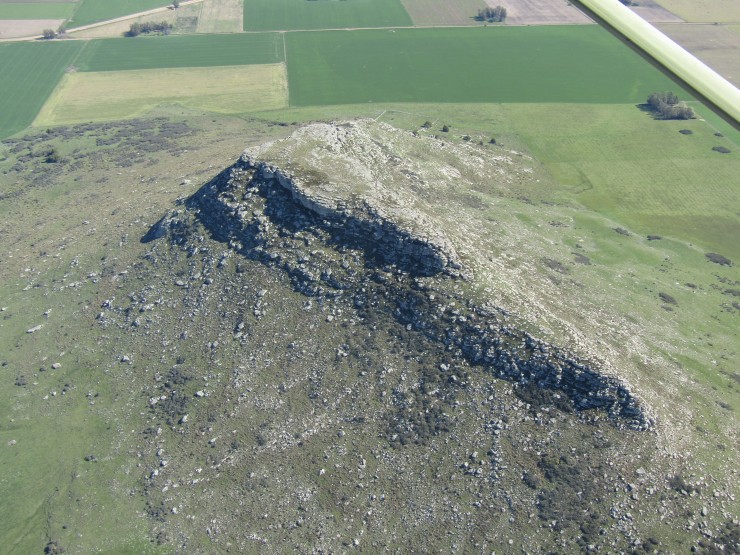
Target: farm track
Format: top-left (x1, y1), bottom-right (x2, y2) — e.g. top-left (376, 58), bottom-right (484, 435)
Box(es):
top-left (0, 0), bottom-right (204, 42)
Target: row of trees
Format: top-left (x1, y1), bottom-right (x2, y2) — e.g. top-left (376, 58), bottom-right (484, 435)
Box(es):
top-left (477, 6), bottom-right (507, 22)
top-left (41, 25), bottom-right (66, 39)
top-left (646, 91), bottom-right (695, 120)
top-left (126, 21), bottom-right (173, 36)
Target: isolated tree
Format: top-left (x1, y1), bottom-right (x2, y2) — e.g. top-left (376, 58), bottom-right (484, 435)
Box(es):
top-left (646, 91), bottom-right (694, 120)
top-left (42, 28), bottom-right (56, 39)
top-left (477, 6), bottom-right (507, 22)
top-left (441, 124), bottom-right (450, 132)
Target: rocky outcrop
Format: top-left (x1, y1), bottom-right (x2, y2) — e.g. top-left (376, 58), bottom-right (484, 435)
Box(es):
top-left (146, 121), bottom-right (652, 431)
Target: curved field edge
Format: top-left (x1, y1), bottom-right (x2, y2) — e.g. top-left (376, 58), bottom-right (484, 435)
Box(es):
top-left (576, 0), bottom-right (740, 124)
top-left (0, 41), bottom-right (85, 140)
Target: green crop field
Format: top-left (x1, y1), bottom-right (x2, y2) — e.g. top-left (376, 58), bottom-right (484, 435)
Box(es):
top-left (0, 2), bottom-right (75, 18)
top-left (75, 32), bottom-right (283, 71)
top-left (243, 0), bottom-right (412, 31)
top-left (286, 26), bottom-right (683, 106)
top-left (67, 0), bottom-right (171, 27)
top-left (0, 41), bottom-right (85, 139)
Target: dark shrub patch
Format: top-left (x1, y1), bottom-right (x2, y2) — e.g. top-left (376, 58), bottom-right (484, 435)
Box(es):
top-left (613, 227), bottom-right (630, 236)
top-left (712, 146), bottom-right (731, 154)
top-left (706, 253), bottom-right (732, 266)
top-left (678, 129), bottom-right (693, 135)
top-left (647, 235), bottom-right (662, 240)
top-left (659, 292), bottom-right (678, 305)
top-left (542, 257), bottom-right (569, 274)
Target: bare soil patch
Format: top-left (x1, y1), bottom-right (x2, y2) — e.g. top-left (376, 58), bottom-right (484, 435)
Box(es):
top-left (400, 0), bottom-right (484, 26)
top-left (486, 0), bottom-right (591, 25)
top-left (0, 18), bottom-right (63, 37)
top-left (652, 0), bottom-right (740, 23)
top-left (657, 23), bottom-right (740, 86)
top-left (629, 0), bottom-right (683, 23)
top-left (196, 0), bottom-right (241, 32)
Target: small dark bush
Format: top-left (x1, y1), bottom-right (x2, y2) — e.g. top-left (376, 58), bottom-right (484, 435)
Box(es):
top-left (441, 125), bottom-right (449, 132)
top-left (712, 146), bottom-right (731, 154)
top-left (678, 129), bottom-right (693, 135)
top-left (614, 227), bottom-right (630, 236)
top-left (659, 292), bottom-right (678, 305)
top-left (542, 257), bottom-right (569, 274)
top-left (706, 252), bottom-right (732, 266)
top-left (647, 235), bottom-right (662, 240)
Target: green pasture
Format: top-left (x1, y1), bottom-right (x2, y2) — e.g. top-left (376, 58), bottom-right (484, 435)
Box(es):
top-left (243, 0), bottom-right (412, 31)
top-left (67, 0), bottom-right (170, 27)
top-left (285, 26), bottom-right (683, 106)
top-left (504, 102), bottom-right (740, 258)
top-left (0, 2), bottom-right (74, 18)
top-left (0, 41), bottom-right (84, 139)
top-left (75, 32), bottom-right (283, 71)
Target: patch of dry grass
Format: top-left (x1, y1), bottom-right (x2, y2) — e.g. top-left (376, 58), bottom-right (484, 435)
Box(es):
top-left (34, 63), bottom-right (288, 125)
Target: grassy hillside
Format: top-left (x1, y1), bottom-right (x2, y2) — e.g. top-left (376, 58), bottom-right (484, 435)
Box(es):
top-left (505, 102), bottom-right (739, 258)
top-left (286, 26), bottom-right (683, 106)
top-left (243, 0), bottom-right (412, 31)
top-left (0, 41), bottom-right (85, 139)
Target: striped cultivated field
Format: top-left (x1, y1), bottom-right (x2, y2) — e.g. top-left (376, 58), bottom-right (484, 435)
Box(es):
top-left (286, 26), bottom-right (681, 106)
top-left (243, 0), bottom-right (412, 31)
top-left (74, 32), bottom-right (284, 71)
top-left (0, 41), bottom-right (85, 139)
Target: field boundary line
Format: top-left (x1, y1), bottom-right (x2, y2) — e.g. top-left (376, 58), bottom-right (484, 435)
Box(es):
top-left (282, 32), bottom-right (290, 107)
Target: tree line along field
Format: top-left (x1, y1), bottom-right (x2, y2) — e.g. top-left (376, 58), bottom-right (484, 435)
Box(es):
top-left (243, 0), bottom-right (412, 31)
top-left (285, 25), bottom-right (682, 106)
